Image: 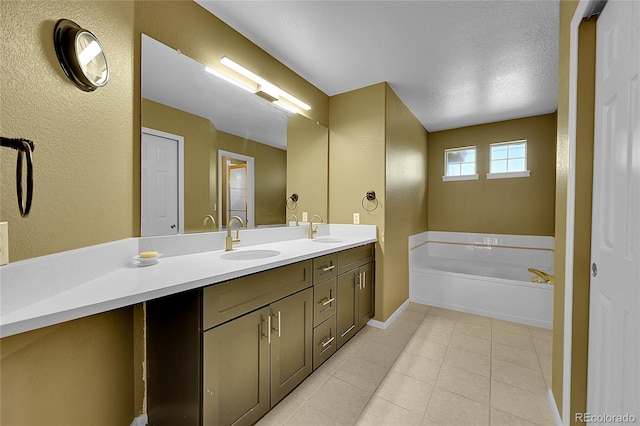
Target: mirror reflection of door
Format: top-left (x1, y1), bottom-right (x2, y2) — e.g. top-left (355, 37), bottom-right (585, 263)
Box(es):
top-left (141, 128), bottom-right (184, 236)
top-left (226, 161), bottom-right (248, 225)
top-left (218, 150), bottom-right (255, 229)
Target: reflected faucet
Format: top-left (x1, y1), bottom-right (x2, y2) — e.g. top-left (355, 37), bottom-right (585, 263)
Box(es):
top-left (287, 213), bottom-right (299, 227)
top-left (225, 216), bottom-right (245, 251)
top-left (308, 214), bottom-right (323, 239)
top-left (528, 268), bottom-right (554, 285)
top-left (203, 215), bottom-right (216, 231)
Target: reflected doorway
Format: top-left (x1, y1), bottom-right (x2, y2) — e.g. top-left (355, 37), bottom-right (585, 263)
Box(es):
top-left (218, 150), bottom-right (255, 229)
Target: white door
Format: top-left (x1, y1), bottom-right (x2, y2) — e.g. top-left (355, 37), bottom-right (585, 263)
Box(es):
top-left (588, 0), bottom-right (640, 420)
top-left (141, 131), bottom-right (179, 236)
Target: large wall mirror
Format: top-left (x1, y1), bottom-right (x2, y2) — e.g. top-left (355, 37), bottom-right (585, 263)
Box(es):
top-left (141, 34), bottom-right (328, 235)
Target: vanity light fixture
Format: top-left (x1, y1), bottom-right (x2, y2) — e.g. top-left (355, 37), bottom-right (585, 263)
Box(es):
top-left (204, 66), bottom-right (256, 94)
top-left (220, 56), bottom-right (311, 111)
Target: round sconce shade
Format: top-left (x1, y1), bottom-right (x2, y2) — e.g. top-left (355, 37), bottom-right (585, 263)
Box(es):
top-left (54, 19), bottom-right (109, 92)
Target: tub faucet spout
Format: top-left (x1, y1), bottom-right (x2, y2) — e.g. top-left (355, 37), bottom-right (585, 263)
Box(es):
top-left (528, 268), bottom-right (554, 285)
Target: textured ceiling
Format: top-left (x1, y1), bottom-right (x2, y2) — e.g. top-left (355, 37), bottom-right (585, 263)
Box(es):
top-left (195, 0), bottom-right (559, 132)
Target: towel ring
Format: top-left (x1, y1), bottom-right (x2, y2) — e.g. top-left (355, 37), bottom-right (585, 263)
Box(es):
top-left (286, 193), bottom-right (299, 210)
top-left (1, 137), bottom-right (35, 217)
top-left (361, 191), bottom-right (378, 212)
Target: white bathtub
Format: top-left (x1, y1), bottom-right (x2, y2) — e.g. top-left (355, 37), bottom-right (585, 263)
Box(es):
top-left (409, 231), bottom-right (554, 329)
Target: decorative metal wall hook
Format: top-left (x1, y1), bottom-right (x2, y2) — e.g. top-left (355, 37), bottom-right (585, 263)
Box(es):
top-left (1, 137), bottom-right (35, 217)
top-left (362, 190), bottom-right (379, 211)
top-left (286, 193), bottom-right (299, 210)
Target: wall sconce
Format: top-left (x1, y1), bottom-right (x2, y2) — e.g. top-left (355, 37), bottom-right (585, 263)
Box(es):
top-left (53, 19), bottom-right (109, 92)
top-left (212, 56), bottom-right (311, 113)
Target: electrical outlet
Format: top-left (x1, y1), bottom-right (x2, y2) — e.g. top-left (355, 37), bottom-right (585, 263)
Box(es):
top-left (353, 213), bottom-right (360, 224)
top-left (0, 222), bottom-right (8, 265)
top-left (302, 212), bottom-right (308, 222)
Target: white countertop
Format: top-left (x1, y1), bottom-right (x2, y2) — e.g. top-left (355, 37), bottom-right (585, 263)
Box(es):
top-left (0, 224), bottom-right (376, 338)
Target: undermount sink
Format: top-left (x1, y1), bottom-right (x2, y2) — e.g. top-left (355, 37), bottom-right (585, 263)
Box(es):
top-left (221, 249), bottom-right (281, 261)
top-left (312, 237), bottom-right (344, 244)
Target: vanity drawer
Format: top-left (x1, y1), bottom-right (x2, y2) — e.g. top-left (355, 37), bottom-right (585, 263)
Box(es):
top-left (313, 253), bottom-right (338, 283)
top-left (313, 278), bottom-right (336, 326)
top-left (313, 316), bottom-right (337, 370)
top-left (203, 260), bottom-right (312, 330)
top-left (337, 244), bottom-right (375, 275)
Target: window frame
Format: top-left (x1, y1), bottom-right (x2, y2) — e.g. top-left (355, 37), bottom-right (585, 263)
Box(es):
top-left (486, 140), bottom-right (531, 180)
top-left (442, 146), bottom-right (479, 182)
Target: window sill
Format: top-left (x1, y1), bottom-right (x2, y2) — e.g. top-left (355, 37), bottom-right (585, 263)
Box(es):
top-left (442, 174), bottom-right (479, 182)
top-left (486, 171), bottom-right (531, 180)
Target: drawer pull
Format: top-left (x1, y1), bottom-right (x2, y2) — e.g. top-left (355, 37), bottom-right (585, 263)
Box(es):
top-left (277, 311), bottom-right (281, 338)
top-left (321, 336), bottom-right (335, 348)
top-left (322, 265), bottom-right (336, 272)
top-left (341, 325), bottom-right (356, 338)
top-left (362, 271), bottom-right (366, 289)
top-left (266, 315), bottom-right (271, 344)
top-left (321, 297), bottom-right (335, 306)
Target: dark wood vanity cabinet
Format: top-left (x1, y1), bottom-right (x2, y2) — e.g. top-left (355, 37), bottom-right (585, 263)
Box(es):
top-left (146, 244), bottom-right (374, 426)
top-left (336, 245), bottom-right (375, 349)
top-left (202, 287), bottom-right (313, 426)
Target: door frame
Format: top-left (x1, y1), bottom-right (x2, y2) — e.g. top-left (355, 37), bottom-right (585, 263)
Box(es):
top-left (141, 127), bottom-right (185, 235)
top-left (217, 149), bottom-right (255, 229)
top-left (563, 1), bottom-right (611, 424)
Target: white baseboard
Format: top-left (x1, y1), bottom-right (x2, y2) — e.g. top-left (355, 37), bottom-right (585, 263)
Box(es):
top-left (367, 299), bottom-right (411, 330)
top-left (548, 388), bottom-right (562, 426)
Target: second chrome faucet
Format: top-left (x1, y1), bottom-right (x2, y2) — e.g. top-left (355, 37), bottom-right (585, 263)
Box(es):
top-left (225, 216), bottom-right (245, 251)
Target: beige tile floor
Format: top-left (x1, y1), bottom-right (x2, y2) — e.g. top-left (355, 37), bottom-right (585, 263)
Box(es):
top-left (257, 303), bottom-right (555, 426)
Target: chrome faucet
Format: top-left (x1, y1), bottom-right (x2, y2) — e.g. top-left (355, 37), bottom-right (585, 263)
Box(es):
top-left (225, 216), bottom-right (245, 251)
top-left (203, 214), bottom-right (216, 231)
top-left (528, 268), bottom-right (554, 285)
top-left (287, 213), bottom-right (299, 227)
top-left (307, 214), bottom-right (323, 239)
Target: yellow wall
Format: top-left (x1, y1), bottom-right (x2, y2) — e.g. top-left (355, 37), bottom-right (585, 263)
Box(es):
top-left (329, 83), bottom-right (429, 321)
top-left (428, 113), bottom-right (557, 236)
top-left (1, 308), bottom-right (136, 425)
top-left (329, 83), bottom-right (387, 319)
top-left (552, 0), bottom-right (579, 414)
top-left (384, 85), bottom-right (429, 319)
top-left (142, 99), bottom-right (217, 233)
top-left (0, 0), bottom-right (134, 262)
top-left (286, 115), bottom-right (329, 222)
top-left (0, 2), bottom-right (140, 424)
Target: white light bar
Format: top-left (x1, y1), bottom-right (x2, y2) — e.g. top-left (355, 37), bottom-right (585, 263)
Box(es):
top-left (220, 56), bottom-right (311, 111)
top-left (205, 66), bottom-right (256, 93)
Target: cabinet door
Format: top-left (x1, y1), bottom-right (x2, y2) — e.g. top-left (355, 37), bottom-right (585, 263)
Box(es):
top-left (203, 307), bottom-right (270, 426)
top-left (358, 262), bottom-right (375, 330)
top-left (336, 270), bottom-right (358, 348)
top-left (270, 288), bottom-right (313, 406)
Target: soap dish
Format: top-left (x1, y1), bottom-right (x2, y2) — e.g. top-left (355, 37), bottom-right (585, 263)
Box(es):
top-left (133, 253), bottom-right (162, 267)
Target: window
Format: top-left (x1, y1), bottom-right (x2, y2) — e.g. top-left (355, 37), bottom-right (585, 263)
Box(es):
top-left (443, 146), bottom-right (478, 181)
top-left (487, 140), bottom-right (530, 179)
